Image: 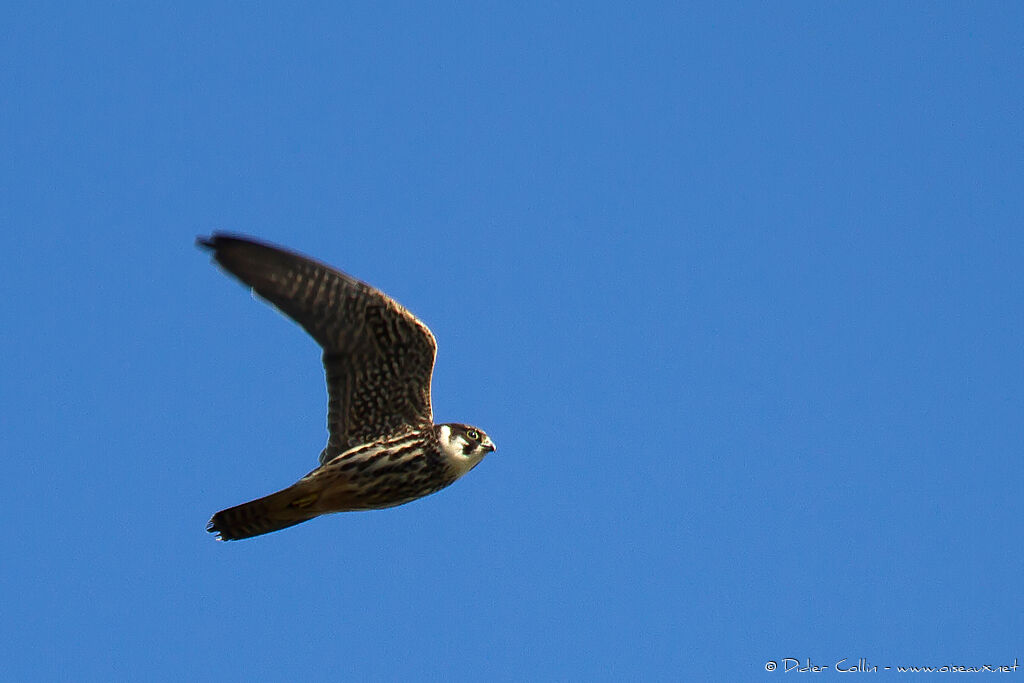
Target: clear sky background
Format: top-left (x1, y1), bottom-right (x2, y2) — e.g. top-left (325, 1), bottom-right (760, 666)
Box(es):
top-left (2, 3), bottom-right (1022, 680)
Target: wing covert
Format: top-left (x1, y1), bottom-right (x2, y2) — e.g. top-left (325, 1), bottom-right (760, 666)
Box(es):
top-left (198, 234), bottom-right (437, 462)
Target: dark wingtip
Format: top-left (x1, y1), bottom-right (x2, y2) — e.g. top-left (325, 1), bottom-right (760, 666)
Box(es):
top-left (207, 516), bottom-right (230, 541)
top-left (196, 233), bottom-right (274, 255)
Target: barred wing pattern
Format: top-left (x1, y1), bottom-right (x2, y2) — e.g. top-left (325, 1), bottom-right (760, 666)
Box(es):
top-left (198, 235), bottom-right (437, 463)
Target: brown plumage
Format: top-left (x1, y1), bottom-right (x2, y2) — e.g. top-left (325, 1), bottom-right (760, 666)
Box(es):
top-left (198, 235), bottom-right (496, 541)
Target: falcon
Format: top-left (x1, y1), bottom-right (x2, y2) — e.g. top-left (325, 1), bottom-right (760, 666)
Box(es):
top-left (198, 234), bottom-right (496, 540)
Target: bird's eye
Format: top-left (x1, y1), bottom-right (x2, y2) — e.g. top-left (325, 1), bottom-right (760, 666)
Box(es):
top-left (467, 429), bottom-right (480, 441)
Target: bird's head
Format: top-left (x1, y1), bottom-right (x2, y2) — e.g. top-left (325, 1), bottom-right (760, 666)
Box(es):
top-left (436, 423), bottom-right (496, 476)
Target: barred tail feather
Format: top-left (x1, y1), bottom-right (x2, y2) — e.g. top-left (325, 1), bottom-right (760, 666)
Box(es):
top-left (207, 485), bottom-right (320, 541)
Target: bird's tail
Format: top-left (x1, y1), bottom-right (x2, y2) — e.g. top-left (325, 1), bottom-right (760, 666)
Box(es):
top-left (207, 483), bottom-right (321, 541)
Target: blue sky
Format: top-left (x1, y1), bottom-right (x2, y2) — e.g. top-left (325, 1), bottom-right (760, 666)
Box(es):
top-left (2, 3), bottom-right (1022, 680)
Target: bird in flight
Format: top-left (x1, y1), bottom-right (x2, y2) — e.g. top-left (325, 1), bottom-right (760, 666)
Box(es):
top-left (198, 234), bottom-right (496, 540)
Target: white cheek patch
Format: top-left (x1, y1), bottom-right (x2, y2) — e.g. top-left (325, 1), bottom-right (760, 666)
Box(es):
top-left (437, 425), bottom-right (471, 461)
top-left (448, 440), bottom-right (483, 477)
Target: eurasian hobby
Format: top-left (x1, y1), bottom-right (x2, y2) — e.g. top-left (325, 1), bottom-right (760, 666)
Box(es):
top-left (198, 234), bottom-right (495, 540)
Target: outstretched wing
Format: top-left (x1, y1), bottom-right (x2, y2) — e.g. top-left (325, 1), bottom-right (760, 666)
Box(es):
top-left (198, 234), bottom-right (437, 463)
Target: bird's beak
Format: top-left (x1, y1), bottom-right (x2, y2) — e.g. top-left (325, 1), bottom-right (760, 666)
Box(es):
top-left (484, 442), bottom-right (496, 453)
